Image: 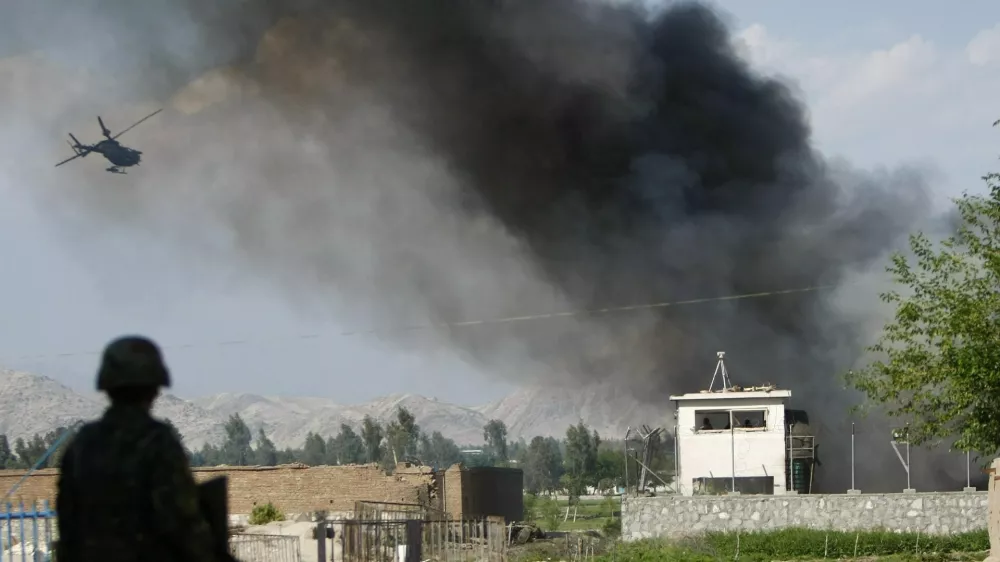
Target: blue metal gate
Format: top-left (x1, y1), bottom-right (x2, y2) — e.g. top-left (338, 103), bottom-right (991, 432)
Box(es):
top-left (0, 501), bottom-right (56, 562)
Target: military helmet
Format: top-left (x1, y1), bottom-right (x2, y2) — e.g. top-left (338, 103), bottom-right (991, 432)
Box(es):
top-left (96, 335), bottom-right (171, 391)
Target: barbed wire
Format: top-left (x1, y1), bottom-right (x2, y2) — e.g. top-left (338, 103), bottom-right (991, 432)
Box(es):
top-left (0, 281), bottom-right (865, 362)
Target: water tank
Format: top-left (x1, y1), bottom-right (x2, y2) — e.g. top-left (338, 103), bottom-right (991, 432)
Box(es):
top-left (789, 459), bottom-right (811, 494)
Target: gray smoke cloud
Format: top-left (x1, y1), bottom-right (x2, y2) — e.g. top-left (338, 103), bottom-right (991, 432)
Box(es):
top-left (2, 0), bottom-right (979, 491)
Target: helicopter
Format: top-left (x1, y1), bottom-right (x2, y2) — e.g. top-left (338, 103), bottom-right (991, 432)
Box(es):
top-left (54, 109), bottom-right (163, 174)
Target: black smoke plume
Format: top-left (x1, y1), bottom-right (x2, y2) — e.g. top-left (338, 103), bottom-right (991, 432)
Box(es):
top-left (8, 0), bottom-right (974, 490)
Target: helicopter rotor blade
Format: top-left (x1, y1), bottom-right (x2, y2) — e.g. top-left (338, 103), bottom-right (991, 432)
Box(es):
top-left (110, 108), bottom-right (163, 140)
top-left (54, 153), bottom-right (84, 167)
top-left (97, 116), bottom-right (112, 139)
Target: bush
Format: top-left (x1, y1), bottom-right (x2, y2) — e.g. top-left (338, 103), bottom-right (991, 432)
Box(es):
top-left (596, 540), bottom-right (717, 562)
top-left (595, 529), bottom-right (989, 562)
top-left (602, 517), bottom-right (621, 538)
top-left (701, 528), bottom-right (988, 559)
top-left (522, 493), bottom-right (538, 522)
top-left (539, 496), bottom-right (562, 531)
top-left (248, 502), bottom-right (285, 525)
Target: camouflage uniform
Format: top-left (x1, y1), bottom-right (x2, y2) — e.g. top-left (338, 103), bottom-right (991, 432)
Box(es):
top-left (55, 336), bottom-right (220, 562)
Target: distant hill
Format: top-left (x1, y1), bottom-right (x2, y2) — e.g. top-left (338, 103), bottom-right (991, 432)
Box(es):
top-left (475, 383), bottom-right (668, 440)
top-left (0, 368), bottom-right (667, 450)
top-left (0, 368), bottom-right (226, 449)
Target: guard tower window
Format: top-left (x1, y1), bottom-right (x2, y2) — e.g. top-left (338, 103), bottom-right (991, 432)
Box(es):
top-left (695, 410), bottom-right (767, 432)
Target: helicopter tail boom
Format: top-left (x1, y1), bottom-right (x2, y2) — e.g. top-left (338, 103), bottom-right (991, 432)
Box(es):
top-left (54, 132), bottom-right (94, 167)
top-left (68, 133), bottom-right (86, 153)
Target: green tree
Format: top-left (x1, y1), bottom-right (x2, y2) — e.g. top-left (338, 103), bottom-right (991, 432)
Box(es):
top-left (277, 447), bottom-right (299, 464)
top-left (302, 432), bottom-right (327, 465)
top-left (847, 126), bottom-right (1000, 455)
top-left (361, 415), bottom-right (384, 464)
top-left (521, 436), bottom-right (563, 494)
top-left (483, 419), bottom-right (509, 465)
top-left (220, 414), bottom-right (254, 466)
top-left (563, 422), bottom-right (600, 499)
top-left (14, 434), bottom-right (48, 469)
top-left (193, 443), bottom-right (221, 467)
top-left (421, 431), bottom-right (462, 468)
top-left (0, 435), bottom-right (12, 469)
top-left (508, 438), bottom-right (526, 464)
top-left (43, 425), bottom-right (77, 468)
top-left (329, 424), bottom-right (366, 464)
top-left (385, 407), bottom-right (420, 464)
top-left (254, 428), bottom-right (278, 466)
top-left (594, 448), bottom-right (625, 492)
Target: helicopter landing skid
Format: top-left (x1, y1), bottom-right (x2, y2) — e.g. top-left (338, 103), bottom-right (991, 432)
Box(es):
top-left (105, 166), bottom-right (127, 175)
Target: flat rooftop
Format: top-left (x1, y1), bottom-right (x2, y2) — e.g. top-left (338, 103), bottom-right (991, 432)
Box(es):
top-left (670, 388), bottom-right (792, 401)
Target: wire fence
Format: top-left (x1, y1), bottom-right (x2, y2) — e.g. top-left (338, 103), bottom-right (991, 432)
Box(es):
top-left (229, 533), bottom-right (301, 562)
top-left (330, 517), bottom-right (507, 562)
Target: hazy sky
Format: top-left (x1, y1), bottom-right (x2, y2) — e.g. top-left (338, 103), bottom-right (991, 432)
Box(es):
top-left (0, 0), bottom-right (997, 405)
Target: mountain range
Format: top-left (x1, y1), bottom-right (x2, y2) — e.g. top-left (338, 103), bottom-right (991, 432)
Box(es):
top-left (0, 367), bottom-right (666, 450)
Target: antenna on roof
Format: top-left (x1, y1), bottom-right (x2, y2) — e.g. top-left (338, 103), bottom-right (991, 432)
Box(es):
top-left (708, 351), bottom-right (733, 392)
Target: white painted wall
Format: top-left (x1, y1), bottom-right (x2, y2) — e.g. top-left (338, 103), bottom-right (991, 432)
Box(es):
top-left (674, 395), bottom-right (789, 496)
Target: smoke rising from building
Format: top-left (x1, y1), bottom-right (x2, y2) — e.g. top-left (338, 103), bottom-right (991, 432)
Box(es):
top-left (2, 0), bottom-right (977, 490)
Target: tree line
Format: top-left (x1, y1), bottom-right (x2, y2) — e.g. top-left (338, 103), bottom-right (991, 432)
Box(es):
top-left (181, 406), bottom-right (675, 497)
top-left (0, 407), bottom-right (674, 497)
top-left (0, 425), bottom-right (79, 469)
top-left (186, 407), bottom-right (469, 470)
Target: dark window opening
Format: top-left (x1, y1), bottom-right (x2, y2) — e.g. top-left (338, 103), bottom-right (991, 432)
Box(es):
top-left (693, 476), bottom-right (774, 495)
top-left (695, 410), bottom-right (767, 432)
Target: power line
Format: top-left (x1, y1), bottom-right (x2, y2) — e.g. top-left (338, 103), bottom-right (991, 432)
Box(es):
top-left (0, 282), bottom-right (850, 362)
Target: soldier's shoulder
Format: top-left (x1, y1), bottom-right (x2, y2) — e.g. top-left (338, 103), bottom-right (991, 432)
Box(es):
top-left (144, 418), bottom-right (182, 442)
top-left (69, 420), bottom-right (103, 443)
top-left (137, 418), bottom-right (185, 454)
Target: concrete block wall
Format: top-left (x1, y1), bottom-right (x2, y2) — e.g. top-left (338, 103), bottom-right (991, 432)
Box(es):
top-left (623, 492), bottom-right (988, 540)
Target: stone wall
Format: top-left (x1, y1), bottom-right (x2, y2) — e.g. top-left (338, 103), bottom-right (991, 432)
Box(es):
top-left (623, 492), bottom-right (988, 540)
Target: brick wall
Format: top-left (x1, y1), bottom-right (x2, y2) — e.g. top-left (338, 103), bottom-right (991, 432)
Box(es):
top-left (0, 463), bottom-right (523, 520)
top-left (0, 463), bottom-right (437, 515)
top-left (444, 464), bottom-right (466, 517)
top-left (190, 463), bottom-right (437, 514)
top-left (0, 468), bottom-right (59, 508)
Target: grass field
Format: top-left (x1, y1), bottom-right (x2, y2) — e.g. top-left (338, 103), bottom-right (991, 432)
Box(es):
top-left (522, 495), bottom-right (619, 532)
top-left (513, 500), bottom-right (990, 562)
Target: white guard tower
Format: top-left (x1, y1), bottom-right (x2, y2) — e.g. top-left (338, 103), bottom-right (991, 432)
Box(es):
top-left (670, 352), bottom-right (795, 496)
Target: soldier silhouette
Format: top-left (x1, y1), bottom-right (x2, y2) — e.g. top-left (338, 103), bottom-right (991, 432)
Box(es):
top-left (56, 335), bottom-right (223, 562)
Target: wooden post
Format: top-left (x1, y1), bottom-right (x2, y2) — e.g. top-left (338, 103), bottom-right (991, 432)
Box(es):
top-left (316, 520), bottom-right (328, 562)
top-left (405, 520), bottom-right (422, 562)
